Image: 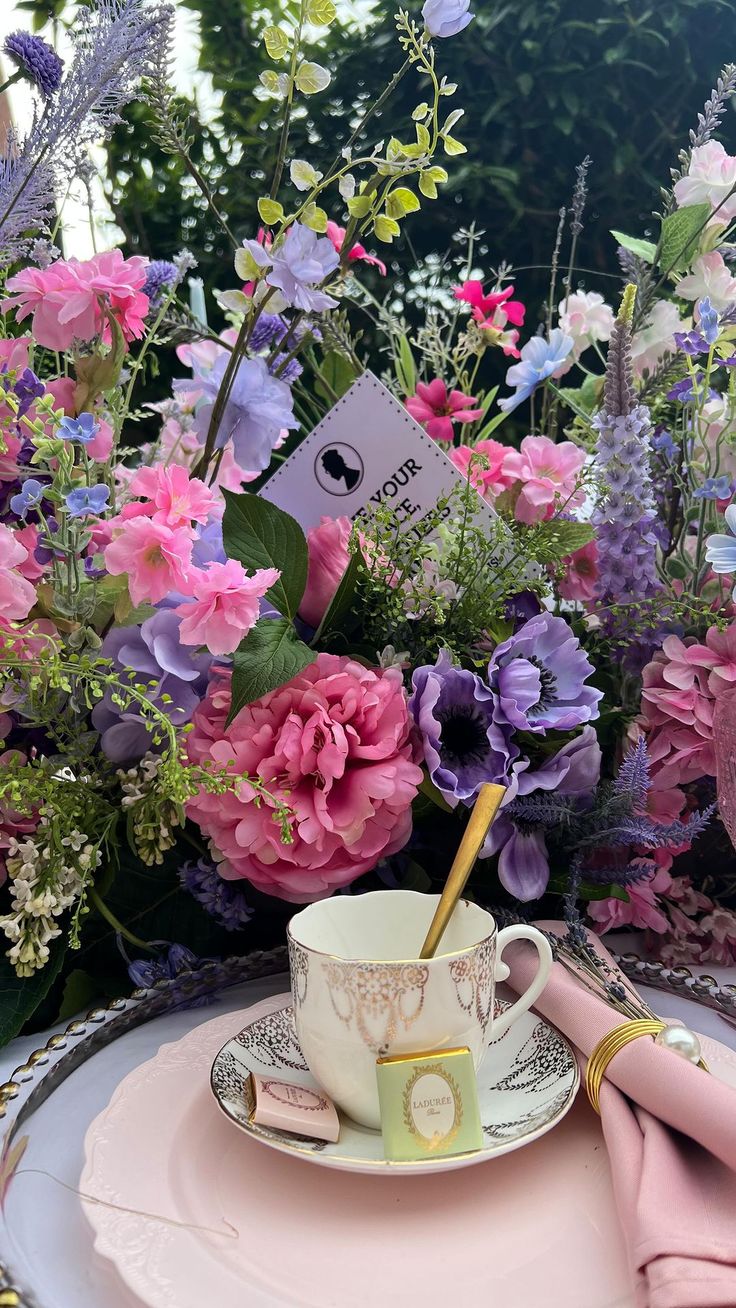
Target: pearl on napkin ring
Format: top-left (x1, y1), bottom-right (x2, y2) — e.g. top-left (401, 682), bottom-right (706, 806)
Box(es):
top-left (585, 1018), bottom-right (708, 1114)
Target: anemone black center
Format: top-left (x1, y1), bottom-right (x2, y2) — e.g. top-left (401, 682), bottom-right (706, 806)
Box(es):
top-left (526, 656), bottom-right (557, 711)
top-left (439, 706), bottom-right (488, 764)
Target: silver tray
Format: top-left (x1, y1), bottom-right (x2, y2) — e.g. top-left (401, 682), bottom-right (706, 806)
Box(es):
top-left (0, 943), bottom-right (733, 1307)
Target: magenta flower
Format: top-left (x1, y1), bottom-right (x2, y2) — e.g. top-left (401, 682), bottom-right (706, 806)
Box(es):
top-left (405, 379), bottom-right (483, 442)
top-left (300, 515), bottom-right (352, 629)
top-left (325, 222), bottom-right (386, 276)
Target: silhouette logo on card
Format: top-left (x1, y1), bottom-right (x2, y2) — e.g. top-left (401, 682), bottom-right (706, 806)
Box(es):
top-left (315, 443), bottom-right (364, 495)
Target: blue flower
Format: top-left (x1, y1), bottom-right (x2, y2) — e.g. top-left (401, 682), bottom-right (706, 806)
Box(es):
top-left (178, 857), bottom-right (252, 931)
top-left (64, 484), bottom-right (110, 518)
top-left (58, 413), bottom-right (99, 444)
top-left (705, 505), bottom-right (736, 592)
top-left (693, 475), bottom-right (733, 501)
top-left (268, 222), bottom-right (340, 314)
top-left (667, 373), bottom-right (718, 404)
top-left (13, 368), bottom-right (44, 418)
top-left (651, 428), bottom-right (677, 459)
top-left (697, 297), bottom-right (719, 346)
top-left (10, 478), bottom-right (45, 518)
top-left (142, 259), bottom-right (178, 311)
top-left (128, 944), bottom-right (215, 1010)
top-left (673, 329), bottom-right (709, 357)
top-left (4, 31), bottom-right (63, 98)
top-left (499, 328), bottom-right (573, 414)
top-left (422, 0), bottom-right (474, 37)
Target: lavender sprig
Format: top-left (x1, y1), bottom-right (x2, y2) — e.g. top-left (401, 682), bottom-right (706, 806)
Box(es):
top-left (612, 736), bottom-right (649, 809)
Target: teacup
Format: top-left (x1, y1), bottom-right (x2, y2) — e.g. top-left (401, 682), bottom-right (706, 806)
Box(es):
top-left (287, 889), bottom-right (553, 1129)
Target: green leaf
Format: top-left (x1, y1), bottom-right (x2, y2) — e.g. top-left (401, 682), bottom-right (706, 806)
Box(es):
top-left (415, 122), bottom-right (431, 152)
top-left (386, 186), bottom-right (420, 219)
top-left (395, 333), bottom-right (416, 396)
top-left (257, 197), bottom-right (284, 225)
top-left (418, 772), bottom-right (453, 813)
top-left (659, 203), bottom-right (711, 273)
top-left (222, 490), bottom-right (308, 620)
top-left (306, 0), bottom-right (336, 22)
top-left (346, 193), bottom-right (373, 219)
top-left (412, 102), bottom-right (430, 121)
top-left (313, 350), bottom-right (357, 406)
top-left (229, 619), bottom-right (315, 721)
top-left (295, 61), bottom-right (331, 94)
top-left (0, 934), bottom-right (67, 1046)
top-left (666, 556), bottom-right (688, 580)
top-left (442, 134), bottom-right (467, 157)
top-left (556, 374), bottom-right (603, 415)
top-left (263, 24), bottom-right (289, 60)
top-left (610, 230), bottom-right (657, 263)
top-left (301, 202), bottom-right (328, 232)
top-left (374, 214), bottom-right (401, 242)
top-left (313, 549), bottom-right (363, 641)
top-left (419, 172), bottom-right (438, 200)
top-left (534, 519), bottom-right (595, 559)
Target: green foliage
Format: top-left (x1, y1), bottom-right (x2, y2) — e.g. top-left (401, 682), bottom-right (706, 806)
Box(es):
top-left (0, 936), bottom-right (67, 1045)
top-left (229, 618), bottom-right (315, 720)
top-left (221, 490), bottom-right (308, 620)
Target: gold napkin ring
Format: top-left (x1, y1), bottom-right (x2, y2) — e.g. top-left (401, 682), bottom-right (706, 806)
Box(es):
top-left (585, 1018), bottom-right (708, 1114)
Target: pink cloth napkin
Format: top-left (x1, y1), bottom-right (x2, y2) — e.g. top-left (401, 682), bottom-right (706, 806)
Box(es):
top-left (503, 925), bottom-right (736, 1308)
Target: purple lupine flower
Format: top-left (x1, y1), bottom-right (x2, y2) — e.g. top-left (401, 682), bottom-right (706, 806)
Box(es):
top-left (58, 413), bottom-right (99, 444)
top-left (487, 613), bottom-right (602, 735)
top-left (482, 727), bottom-right (602, 901)
top-left (65, 484), bottom-right (110, 517)
top-left (142, 258), bottom-right (178, 310)
top-left (185, 353), bottom-right (298, 472)
top-left (13, 368), bottom-right (44, 419)
top-left (92, 610), bottom-right (212, 763)
top-left (268, 223), bottom-right (340, 313)
top-left (10, 478), bottom-right (45, 519)
top-left (178, 857), bottom-right (252, 930)
top-left (422, 0), bottom-right (474, 38)
top-left (270, 351), bottom-right (303, 384)
top-left (250, 312), bottom-right (290, 352)
top-left (4, 32), bottom-right (63, 98)
top-left (499, 329), bottom-right (573, 414)
top-left (409, 649), bottom-right (514, 805)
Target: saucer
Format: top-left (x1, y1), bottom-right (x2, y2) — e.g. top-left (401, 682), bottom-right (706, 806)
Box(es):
top-left (210, 991), bottom-right (580, 1174)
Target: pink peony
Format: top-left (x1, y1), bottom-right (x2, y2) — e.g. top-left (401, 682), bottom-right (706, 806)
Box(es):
top-left (300, 515), bottom-right (352, 628)
top-left (0, 525), bottom-right (36, 621)
top-left (449, 440), bottom-right (517, 500)
top-left (558, 537), bottom-right (599, 603)
top-left (104, 517), bottom-right (195, 606)
top-left (588, 862), bottom-right (672, 934)
top-left (186, 655), bottom-right (423, 901)
top-left (405, 379), bottom-right (483, 443)
top-left (500, 435), bottom-right (586, 524)
top-left (325, 222), bottom-right (387, 275)
top-left (3, 250), bottom-right (149, 352)
top-left (122, 464), bottom-right (218, 528)
top-left (176, 561), bottom-right (279, 655)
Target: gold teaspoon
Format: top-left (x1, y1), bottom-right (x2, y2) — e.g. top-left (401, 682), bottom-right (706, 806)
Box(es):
top-left (419, 782), bottom-right (506, 959)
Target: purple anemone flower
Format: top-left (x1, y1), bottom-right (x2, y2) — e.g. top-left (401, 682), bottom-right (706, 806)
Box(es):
top-left (483, 727), bottom-right (602, 901)
top-left (409, 649), bottom-right (514, 805)
top-left (92, 609), bottom-right (212, 763)
top-left (487, 612), bottom-right (602, 735)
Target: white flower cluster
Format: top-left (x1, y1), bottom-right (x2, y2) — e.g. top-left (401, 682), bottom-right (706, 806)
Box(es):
top-left (0, 821), bottom-right (100, 976)
top-left (118, 754), bottom-right (180, 865)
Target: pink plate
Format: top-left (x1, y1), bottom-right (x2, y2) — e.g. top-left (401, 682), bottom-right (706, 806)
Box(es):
top-left (81, 993), bottom-right (734, 1308)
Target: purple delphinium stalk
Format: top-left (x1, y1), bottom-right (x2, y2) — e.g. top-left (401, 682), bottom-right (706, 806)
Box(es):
top-left (409, 648), bottom-right (514, 806)
top-left (142, 258), bottom-right (178, 310)
top-left (592, 286), bottom-right (662, 661)
top-left (184, 353), bottom-right (298, 472)
top-left (178, 857), bottom-right (252, 930)
top-left (487, 612), bottom-right (603, 735)
top-left (4, 32), bottom-right (63, 98)
top-left (92, 609), bottom-right (211, 763)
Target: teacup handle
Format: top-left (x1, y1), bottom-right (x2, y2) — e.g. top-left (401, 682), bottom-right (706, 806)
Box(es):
top-left (491, 924), bottom-right (553, 1040)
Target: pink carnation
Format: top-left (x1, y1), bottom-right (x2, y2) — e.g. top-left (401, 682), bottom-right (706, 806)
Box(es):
top-left (176, 561), bottom-right (278, 655)
top-left (186, 655), bottom-right (422, 901)
top-left (448, 440), bottom-right (517, 500)
top-left (405, 379), bottom-right (483, 443)
top-left (501, 435), bottom-right (586, 524)
top-left (0, 525), bottom-right (36, 621)
top-left (104, 517), bottom-right (195, 606)
top-left (122, 464), bottom-right (218, 527)
top-left (558, 538), bottom-right (599, 603)
top-left (300, 515), bottom-right (351, 628)
top-left (3, 250), bottom-right (149, 352)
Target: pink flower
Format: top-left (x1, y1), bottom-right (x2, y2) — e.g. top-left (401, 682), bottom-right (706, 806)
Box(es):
top-left (3, 250), bottom-right (149, 352)
top-left (454, 280), bottom-right (525, 357)
top-left (501, 435), bottom-right (586, 524)
top-left (104, 518), bottom-right (195, 606)
top-left (673, 141), bottom-right (736, 227)
top-left (45, 378), bottom-right (114, 462)
top-left (176, 561), bottom-right (279, 655)
top-left (449, 440), bottom-right (517, 500)
top-left (325, 222), bottom-right (386, 276)
top-left (12, 526), bottom-right (46, 581)
top-left (186, 655), bottom-right (423, 901)
top-left (676, 251), bottom-right (736, 312)
top-left (557, 292), bottom-right (614, 360)
top-left (698, 907), bottom-right (736, 965)
top-left (122, 464), bottom-right (218, 528)
top-left (300, 516), bottom-right (352, 628)
top-left (558, 538), bottom-right (599, 602)
top-left (588, 862), bottom-right (672, 934)
top-left (405, 379), bottom-right (483, 442)
top-left (0, 525), bottom-right (36, 621)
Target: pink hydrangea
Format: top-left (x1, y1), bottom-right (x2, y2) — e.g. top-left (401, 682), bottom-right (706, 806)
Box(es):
top-left (176, 561), bottom-right (279, 655)
top-left (500, 435), bottom-right (586, 524)
top-left (448, 440), bottom-right (517, 500)
top-left (300, 516), bottom-right (352, 628)
top-left (558, 538), bottom-right (599, 603)
top-left (0, 525), bottom-right (36, 621)
top-left (3, 250), bottom-right (149, 352)
top-left (104, 517), bottom-right (195, 606)
top-left (405, 379), bottom-right (483, 442)
top-left (186, 655), bottom-right (423, 901)
top-left (121, 464), bottom-right (218, 527)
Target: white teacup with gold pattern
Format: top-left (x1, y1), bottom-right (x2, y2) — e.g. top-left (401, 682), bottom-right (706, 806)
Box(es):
top-left (287, 889), bottom-right (553, 1129)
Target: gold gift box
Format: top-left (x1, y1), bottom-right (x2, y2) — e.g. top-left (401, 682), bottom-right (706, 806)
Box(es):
top-left (375, 1046), bottom-right (483, 1162)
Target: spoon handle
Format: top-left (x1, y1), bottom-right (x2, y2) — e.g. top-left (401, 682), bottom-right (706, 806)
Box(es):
top-left (419, 783), bottom-right (506, 959)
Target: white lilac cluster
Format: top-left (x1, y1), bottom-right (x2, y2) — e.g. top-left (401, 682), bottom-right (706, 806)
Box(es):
top-left (118, 754), bottom-right (180, 865)
top-left (0, 821), bottom-right (99, 976)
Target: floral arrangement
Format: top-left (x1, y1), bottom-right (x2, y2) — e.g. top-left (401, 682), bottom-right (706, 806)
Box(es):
top-left (0, 0), bottom-right (734, 1039)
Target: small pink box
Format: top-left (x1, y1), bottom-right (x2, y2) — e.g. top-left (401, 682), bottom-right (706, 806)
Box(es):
top-left (248, 1073), bottom-right (340, 1143)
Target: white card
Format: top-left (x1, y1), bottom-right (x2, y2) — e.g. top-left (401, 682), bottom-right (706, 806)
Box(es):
top-left (261, 371), bottom-right (503, 556)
